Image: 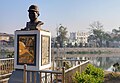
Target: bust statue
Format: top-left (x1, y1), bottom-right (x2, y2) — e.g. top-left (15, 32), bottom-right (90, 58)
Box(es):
top-left (22, 5), bottom-right (44, 30)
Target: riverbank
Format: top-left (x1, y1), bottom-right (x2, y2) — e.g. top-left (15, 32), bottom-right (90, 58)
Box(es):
top-left (104, 71), bottom-right (120, 83)
top-left (52, 48), bottom-right (120, 53)
top-left (52, 48), bottom-right (120, 57)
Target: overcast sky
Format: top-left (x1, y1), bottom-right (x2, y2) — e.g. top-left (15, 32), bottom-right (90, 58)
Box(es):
top-left (1, 0), bottom-right (120, 36)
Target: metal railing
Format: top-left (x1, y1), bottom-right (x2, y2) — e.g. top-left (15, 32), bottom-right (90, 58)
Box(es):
top-left (0, 58), bottom-right (89, 83)
top-left (23, 64), bottom-right (65, 83)
top-left (23, 60), bottom-right (90, 83)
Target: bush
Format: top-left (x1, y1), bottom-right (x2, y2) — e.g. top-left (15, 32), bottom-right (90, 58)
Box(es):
top-left (73, 64), bottom-right (104, 83)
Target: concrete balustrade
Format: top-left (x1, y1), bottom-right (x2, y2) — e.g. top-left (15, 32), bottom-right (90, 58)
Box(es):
top-left (0, 58), bottom-right (14, 82)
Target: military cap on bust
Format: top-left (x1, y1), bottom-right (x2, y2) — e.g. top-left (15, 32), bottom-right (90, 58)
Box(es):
top-left (28, 5), bottom-right (39, 12)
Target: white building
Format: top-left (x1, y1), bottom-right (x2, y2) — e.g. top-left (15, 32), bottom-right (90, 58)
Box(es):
top-left (70, 31), bottom-right (89, 46)
top-left (0, 33), bottom-right (10, 41)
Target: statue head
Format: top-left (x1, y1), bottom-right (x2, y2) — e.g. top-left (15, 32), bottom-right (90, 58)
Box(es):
top-left (28, 5), bottom-right (40, 22)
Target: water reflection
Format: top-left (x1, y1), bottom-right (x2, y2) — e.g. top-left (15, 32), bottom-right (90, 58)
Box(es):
top-left (89, 57), bottom-right (120, 71)
top-left (62, 53), bottom-right (120, 71)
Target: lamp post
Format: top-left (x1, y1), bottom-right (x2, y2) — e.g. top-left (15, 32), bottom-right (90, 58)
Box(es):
top-left (63, 43), bottom-right (66, 60)
top-left (56, 43), bottom-right (60, 70)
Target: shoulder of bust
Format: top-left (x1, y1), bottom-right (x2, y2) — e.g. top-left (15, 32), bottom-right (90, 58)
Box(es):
top-left (37, 21), bottom-right (44, 25)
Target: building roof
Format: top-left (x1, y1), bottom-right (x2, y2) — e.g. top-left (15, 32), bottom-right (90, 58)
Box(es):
top-left (0, 33), bottom-right (14, 37)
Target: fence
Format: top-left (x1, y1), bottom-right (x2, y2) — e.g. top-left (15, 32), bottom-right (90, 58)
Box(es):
top-left (65, 60), bottom-right (90, 83)
top-left (23, 60), bottom-right (90, 83)
top-left (0, 58), bottom-right (14, 75)
top-left (23, 64), bottom-right (65, 83)
top-left (0, 58), bottom-right (14, 82)
top-left (0, 58), bottom-right (89, 83)
top-left (54, 59), bottom-right (87, 69)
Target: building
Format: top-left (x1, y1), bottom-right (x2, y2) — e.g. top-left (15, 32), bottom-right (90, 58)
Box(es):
top-left (69, 31), bottom-right (89, 46)
top-left (0, 33), bottom-right (10, 41)
top-left (0, 33), bottom-right (14, 46)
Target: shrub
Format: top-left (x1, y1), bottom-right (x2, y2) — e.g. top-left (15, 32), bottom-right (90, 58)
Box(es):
top-left (73, 64), bottom-right (104, 83)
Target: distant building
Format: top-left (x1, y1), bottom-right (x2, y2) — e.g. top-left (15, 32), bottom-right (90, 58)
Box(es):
top-left (0, 33), bottom-right (14, 46)
top-left (0, 33), bottom-right (10, 41)
top-left (0, 33), bottom-right (14, 41)
top-left (70, 32), bottom-right (76, 40)
top-left (69, 31), bottom-right (89, 46)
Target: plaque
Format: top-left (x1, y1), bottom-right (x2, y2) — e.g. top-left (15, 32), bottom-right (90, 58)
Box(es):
top-left (41, 35), bottom-right (50, 66)
top-left (17, 34), bottom-right (36, 65)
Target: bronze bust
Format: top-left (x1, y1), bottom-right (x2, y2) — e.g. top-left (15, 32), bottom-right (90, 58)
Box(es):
top-left (22, 5), bottom-right (44, 30)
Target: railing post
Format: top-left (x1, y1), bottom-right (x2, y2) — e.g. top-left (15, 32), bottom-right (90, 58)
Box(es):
top-left (24, 64), bottom-right (27, 83)
top-left (40, 72), bottom-right (42, 83)
top-left (78, 61), bottom-right (81, 73)
top-left (30, 72), bottom-right (32, 83)
top-left (50, 73), bottom-right (53, 83)
top-left (62, 62), bottom-right (65, 83)
top-left (45, 73), bottom-right (47, 83)
top-left (34, 72), bottom-right (36, 83)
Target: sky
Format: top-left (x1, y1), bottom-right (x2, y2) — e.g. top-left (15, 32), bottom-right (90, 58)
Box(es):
top-left (1, 0), bottom-right (120, 37)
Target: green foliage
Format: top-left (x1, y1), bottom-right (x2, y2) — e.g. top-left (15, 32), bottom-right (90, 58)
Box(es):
top-left (73, 64), bottom-right (104, 83)
top-left (73, 72), bottom-right (96, 83)
top-left (89, 21), bottom-right (111, 47)
top-left (112, 27), bottom-right (120, 41)
top-left (7, 52), bottom-right (14, 58)
top-left (56, 24), bottom-right (68, 47)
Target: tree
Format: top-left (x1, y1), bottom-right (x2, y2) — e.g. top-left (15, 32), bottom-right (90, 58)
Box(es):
top-left (56, 24), bottom-right (68, 47)
top-left (9, 36), bottom-right (14, 46)
top-left (112, 29), bottom-right (118, 35)
top-left (89, 21), bottom-right (111, 47)
top-left (112, 27), bottom-right (120, 41)
top-left (89, 21), bottom-right (103, 30)
top-left (89, 21), bottom-right (104, 47)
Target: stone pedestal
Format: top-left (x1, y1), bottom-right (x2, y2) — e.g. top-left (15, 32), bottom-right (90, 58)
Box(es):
top-left (8, 30), bottom-right (51, 83)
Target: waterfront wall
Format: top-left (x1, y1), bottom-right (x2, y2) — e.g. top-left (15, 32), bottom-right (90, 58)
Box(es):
top-left (52, 48), bottom-right (120, 57)
top-left (52, 48), bottom-right (120, 53)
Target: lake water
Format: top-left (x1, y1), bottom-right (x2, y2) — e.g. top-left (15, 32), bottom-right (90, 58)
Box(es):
top-left (89, 57), bottom-right (120, 71)
top-left (54, 53), bottom-right (120, 71)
